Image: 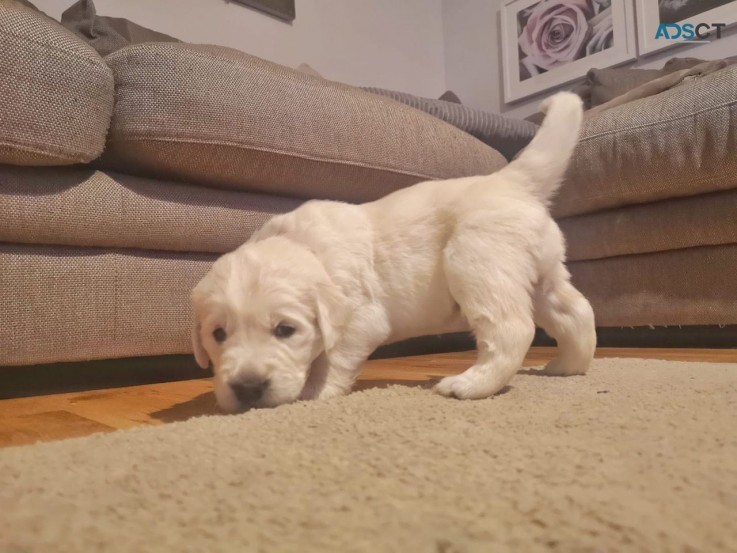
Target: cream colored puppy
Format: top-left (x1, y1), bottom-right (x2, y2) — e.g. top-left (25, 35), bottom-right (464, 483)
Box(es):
top-left (191, 92), bottom-right (596, 412)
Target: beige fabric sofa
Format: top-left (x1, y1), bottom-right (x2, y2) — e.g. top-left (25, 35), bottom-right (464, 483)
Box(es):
top-left (0, 2), bottom-right (504, 366)
top-left (557, 64), bottom-right (737, 327)
top-left (1, 1), bottom-right (735, 368)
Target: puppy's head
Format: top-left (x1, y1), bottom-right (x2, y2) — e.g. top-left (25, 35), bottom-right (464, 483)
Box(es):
top-left (191, 237), bottom-right (348, 412)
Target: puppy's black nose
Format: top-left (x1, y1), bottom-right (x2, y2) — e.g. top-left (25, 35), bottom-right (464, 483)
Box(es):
top-left (230, 377), bottom-right (269, 406)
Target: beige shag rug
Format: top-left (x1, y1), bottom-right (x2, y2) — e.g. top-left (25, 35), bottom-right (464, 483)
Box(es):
top-left (2, 358), bottom-right (736, 553)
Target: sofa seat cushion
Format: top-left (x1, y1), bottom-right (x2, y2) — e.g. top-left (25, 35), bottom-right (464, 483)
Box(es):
top-left (554, 65), bottom-right (737, 218)
top-left (0, 2), bottom-right (113, 165)
top-left (0, 245), bottom-right (212, 366)
top-left (560, 190), bottom-right (737, 262)
top-left (100, 43), bottom-right (506, 202)
top-left (569, 244), bottom-right (737, 327)
top-left (0, 166), bottom-right (300, 254)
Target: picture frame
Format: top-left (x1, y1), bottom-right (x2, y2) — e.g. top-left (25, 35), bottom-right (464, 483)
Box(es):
top-left (635, 0), bottom-right (737, 55)
top-left (501, 0), bottom-right (637, 103)
top-left (232, 0), bottom-right (295, 22)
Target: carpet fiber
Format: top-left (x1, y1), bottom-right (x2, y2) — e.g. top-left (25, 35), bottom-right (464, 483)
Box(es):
top-left (2, 358), bottom-right (736, 552)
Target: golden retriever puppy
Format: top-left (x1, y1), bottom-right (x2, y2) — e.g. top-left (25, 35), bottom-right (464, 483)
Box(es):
top-left (191, 92), bottom-right (595, 412)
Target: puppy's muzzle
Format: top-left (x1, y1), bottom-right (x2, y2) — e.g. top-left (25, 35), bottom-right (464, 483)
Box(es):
top-left (230, 376), bottom-right (270, 407)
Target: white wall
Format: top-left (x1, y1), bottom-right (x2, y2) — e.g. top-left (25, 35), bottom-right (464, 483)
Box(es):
top-left (442, 0), bottom-right (737, 119)
top-left (32, 0), bottom-right (737, 116)
top-left (441, 0), bottom-right (500, 113)
top-left (33, 0), bottom-right (447, 98)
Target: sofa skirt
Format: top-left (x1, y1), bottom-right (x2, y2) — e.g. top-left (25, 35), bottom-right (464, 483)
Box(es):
top-left (0, 245), bottom-right (214, 366)
top-left (2, 242), bottom-right (736, 366)
top-left (570, 244), bottom-right (737, 327)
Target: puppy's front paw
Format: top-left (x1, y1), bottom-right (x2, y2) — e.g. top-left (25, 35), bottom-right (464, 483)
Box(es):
top-left (435, 374), bottom-right (484, 400)
top-left (540, 357), bottom-right (588, 376)
top-left (316, 383), bottom-right (350, 401)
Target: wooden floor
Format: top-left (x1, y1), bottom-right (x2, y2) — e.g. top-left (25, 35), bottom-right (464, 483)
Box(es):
top-left (1, 347), bottom-right (736, 448)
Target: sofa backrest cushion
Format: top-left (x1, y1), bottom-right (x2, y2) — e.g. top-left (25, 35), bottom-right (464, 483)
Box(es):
top-left (0, 1), bottom-right (114, 165)
top-left (586, 67), bottom-right (666, 108)
top-left (363, 87), bottom-right (538, 161)
top-left (555, 64), bottom-right (737, 217)
top-left (99, 43), bottom-right (506, 203)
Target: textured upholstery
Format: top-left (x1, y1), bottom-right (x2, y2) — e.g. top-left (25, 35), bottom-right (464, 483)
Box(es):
top-left (0, 1), bottom-right (113, 165)
top-left (0, 245), bottom-right (214, 366)
top-left (570, 245), bottom-right (737, 327)
top-left (587, 67), bottom-right (665, 107)
top-left (555, 65), bottom-right (737, 217)
top-left (100, 43), bottom-right (506, 202)
top-left (560, 190), bottom-right (737, 261)
top-left (0, 166), bottom-right (300, 254)
top-left (363, 87), bottom-right (538, 161)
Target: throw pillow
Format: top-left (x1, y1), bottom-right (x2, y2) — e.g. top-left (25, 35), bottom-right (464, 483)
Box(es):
top-left (61, 0), bottom-right (180, 56)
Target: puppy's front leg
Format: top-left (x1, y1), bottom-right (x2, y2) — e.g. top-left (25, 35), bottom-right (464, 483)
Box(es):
top-left (301, 305), bottom-right (390, 401)
top-left (315, 349), bottom-right (369, 401)
top-left (299, 343), bottom-right (373, 401)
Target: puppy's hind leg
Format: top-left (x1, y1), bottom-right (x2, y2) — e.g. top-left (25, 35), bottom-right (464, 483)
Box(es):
top-left (435, 219), bottom-right (536, 400)
top-left (533, 261), bottom-right (596, 376)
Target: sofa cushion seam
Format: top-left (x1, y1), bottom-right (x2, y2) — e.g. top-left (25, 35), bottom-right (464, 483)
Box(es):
top-left (580, 99), bottom-right (737, 142)
top-left (106, 135), bottom-right (467, 181)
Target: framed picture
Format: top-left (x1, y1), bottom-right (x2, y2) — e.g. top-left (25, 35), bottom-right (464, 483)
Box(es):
top-left (635, 0), bottom-right (737, 55)
top-left (501, 0), bottom-right (637, 102)
top-left (232, 0), bottom-right (295, 22)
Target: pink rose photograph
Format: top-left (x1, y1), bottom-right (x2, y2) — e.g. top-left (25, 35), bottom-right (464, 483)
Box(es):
top-left (502, 0), bottom-right (636, 102)
top-left (517, 0), bottom-right (614, 81)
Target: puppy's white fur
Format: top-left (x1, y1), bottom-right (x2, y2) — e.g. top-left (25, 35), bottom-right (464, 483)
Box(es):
top-left (192, 92), bottom-right (596, 411)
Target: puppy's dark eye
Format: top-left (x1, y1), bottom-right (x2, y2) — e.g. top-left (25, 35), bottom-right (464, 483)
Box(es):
top-left (273, 322), bottom-right (296, 339)
top-left (212, 327), bottom-right (227, 343)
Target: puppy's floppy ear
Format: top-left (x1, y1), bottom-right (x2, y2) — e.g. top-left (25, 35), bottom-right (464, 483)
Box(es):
top-left (316, 282), bottom-right (350, 353)
top-left (191, 319), bottom-right (210, 369)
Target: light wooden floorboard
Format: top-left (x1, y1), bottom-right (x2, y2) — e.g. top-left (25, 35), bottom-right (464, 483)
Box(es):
top-left (1, 348), bottom-right (735, 448)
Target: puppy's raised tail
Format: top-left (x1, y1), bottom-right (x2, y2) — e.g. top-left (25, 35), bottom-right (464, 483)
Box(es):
top-left (500, 92), bottom-right (583, 204)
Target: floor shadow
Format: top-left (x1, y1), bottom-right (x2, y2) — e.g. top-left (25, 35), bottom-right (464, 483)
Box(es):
top-left (151, 379), bottom-right (513, 423)
top-left (518, 368), bottom-right (566, 378)
top-left (150, 392), bottom-right (221, 423)
top-left (354, 378), bottom-right (437, 392)
top-left (0, 356), bottom-right (209, 399)
top-left (353, 378), bottom-right (513, 397)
